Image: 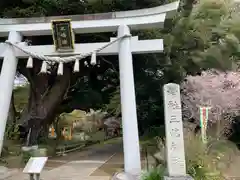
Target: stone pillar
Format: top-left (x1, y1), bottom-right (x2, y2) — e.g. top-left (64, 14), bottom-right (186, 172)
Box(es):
top-left (0, 31), bottom-right (22, 155)
top-left (117, 25), bottom-right (141, 176)
top-left (163, 83), bottom-right (193, 180)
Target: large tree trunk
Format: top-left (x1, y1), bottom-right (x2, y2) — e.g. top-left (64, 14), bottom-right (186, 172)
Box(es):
top-left (19, 60), bottom-right (71, 146)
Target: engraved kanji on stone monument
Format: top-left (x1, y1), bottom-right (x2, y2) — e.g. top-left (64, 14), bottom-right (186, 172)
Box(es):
top-left (163, 83), bottom-right (187, 177)
top-left (166, 85), bottom-right (178, 96)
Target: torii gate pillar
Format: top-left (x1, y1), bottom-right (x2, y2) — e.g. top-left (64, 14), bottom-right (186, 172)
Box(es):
top-left (118, 25), bottom-right (141, 175)
top-left (0, 31), bottom-right (22, 155)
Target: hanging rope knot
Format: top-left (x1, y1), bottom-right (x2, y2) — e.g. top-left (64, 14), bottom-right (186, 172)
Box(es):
top-left (57, 61), bottom-right (64, 75)
top-left (27, 56), bottom-right (33, 68)
top-left (73, 58), bottom-right (80, 73)
top-left (91, 51), bottom-right (97, 65)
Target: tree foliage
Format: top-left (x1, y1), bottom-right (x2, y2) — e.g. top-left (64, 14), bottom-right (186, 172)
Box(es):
top-left (182, 70), bottom-right (240, 123)
top-left (0, 0), bottom-right (165, 18)
top-left (107, 0), bottom-right (240, 132)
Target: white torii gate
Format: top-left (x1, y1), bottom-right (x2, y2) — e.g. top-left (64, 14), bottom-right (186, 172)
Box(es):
top-left (0, 1), bottom-right (179, 177)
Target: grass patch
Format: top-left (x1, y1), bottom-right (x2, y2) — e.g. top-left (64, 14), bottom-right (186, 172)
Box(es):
top-left (141, 166), bottom-right (166, 180)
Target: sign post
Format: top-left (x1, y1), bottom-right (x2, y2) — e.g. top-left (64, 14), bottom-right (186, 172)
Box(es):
top-left (23, 157), bottom-right (48, 180)
top-left (163, 83), bottom-right (193, 180)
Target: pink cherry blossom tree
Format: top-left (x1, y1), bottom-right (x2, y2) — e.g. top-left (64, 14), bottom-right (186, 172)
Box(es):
top-left (181, 70), bottom-right (240, 137)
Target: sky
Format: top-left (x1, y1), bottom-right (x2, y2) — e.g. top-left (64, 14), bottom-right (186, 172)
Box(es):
top-left (14, 75), bottom-right (28, 87)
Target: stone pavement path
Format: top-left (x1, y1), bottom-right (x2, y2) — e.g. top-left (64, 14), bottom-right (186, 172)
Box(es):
top-left (1, 140), bottom-right (124, 180)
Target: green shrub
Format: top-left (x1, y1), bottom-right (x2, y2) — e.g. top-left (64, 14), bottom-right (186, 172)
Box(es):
top-left (185, 136), bottom-right (222, 180)
top-left (141, 166), bottom-right (166, 180)
top-left (21, 150), bottom-right (33, 164)
top-left (184, 131), bottom-right (235, 180)
top-left (5, 124), bottom-right (20, 140)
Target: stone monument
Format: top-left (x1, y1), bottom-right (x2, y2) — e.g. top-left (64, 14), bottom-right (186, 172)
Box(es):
top-left (163, 83), bottom-right (193, 180)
